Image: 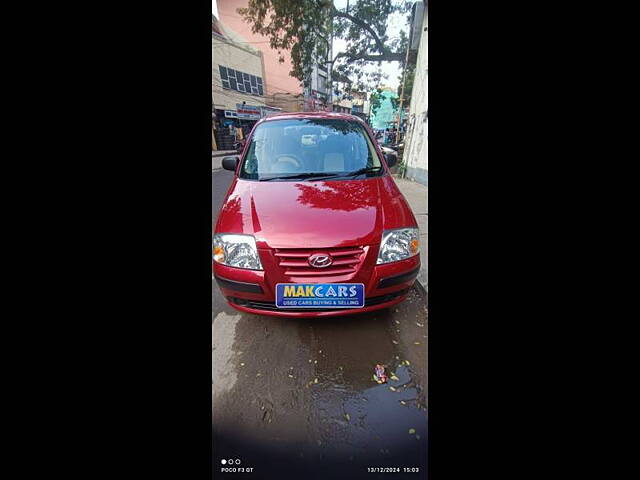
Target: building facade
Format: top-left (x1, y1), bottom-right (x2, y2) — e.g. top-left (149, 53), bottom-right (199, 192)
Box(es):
top-left (402, 1), bottom-right (428, 186)
top-left (216, 0), bottom-right (304, 112)
top-left (303, 4), bottom-right (333, 112)
top-left (304, 60), bottom-right (333, 112)
top-left (370, 88), bottom-right (399, 130)
top-left (213, 15), bottom-right (271, 149)
top-left (350, 91), bottom-right (371, 122)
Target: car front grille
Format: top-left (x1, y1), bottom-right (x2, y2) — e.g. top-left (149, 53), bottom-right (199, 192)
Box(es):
top-left (274, 246), bottom-right (366, 277)
top-left (227, 289), bottom-right (409, 313)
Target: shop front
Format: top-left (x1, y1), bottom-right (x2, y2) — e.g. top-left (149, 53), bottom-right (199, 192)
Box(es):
top-left (213, 103), bottom-right (282, 150)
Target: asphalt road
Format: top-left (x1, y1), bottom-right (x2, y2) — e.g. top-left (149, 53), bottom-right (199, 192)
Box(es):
top-left (212, 169), bottom-right (428, 479)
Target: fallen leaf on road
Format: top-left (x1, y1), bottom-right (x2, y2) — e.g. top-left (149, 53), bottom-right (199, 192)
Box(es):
top-left (392, 340), bottom-right (398, 345)
top-left (416, 322), bottom-right (424, 327)
top-left (389, 386), bottom-right (397, 392)
top-left (256, 373), bottom-right (261, 377)
top-left (400, 400), bottom-right (406, 405)
top-left (409, 428), bottom-right (416, 434)
top-left (391, 374), bottom-right (400, 381)
top-left (345, 413), bottom-right (350, 421)
top-left (240, 363), bottom-right (245, 367)
top-left (414, 341), bottom-right (421, 345)
top-left (314, 378), bottom-right (318, 384)
top-left (288, 374), bottom-right (294, 378)
top-left (395, 320), bottom-right (400, 324)
top-left (374, 364), bottom-right (388, 383)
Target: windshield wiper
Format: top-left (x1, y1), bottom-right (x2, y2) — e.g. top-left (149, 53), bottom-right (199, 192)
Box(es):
top-left (259, 172), bottom-right (334, 181)
top-left (343, 166), bottom-right (383, 178)
top-left (299, 167), bottom-right (383, 182)
top-left (259, 167), bottom-right (382, 182)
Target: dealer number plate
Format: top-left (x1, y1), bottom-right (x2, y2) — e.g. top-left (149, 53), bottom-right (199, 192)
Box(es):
top-left (275, 283), bottom-right (365, 309)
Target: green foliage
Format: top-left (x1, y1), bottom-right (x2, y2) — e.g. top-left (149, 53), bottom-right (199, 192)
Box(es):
top-left (397, 159), bottom-right (407, 177)
top-left (368, 88), bottom-right (385, 117)
top-left (238, 0), bottom-right (412, 91)
top-left (390, 96), bottom-right (399, 112)
top-left (238, 0), bottom-right (330, 81)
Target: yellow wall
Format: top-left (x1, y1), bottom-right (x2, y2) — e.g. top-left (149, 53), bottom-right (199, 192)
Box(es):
top-left (212, 35), bottom-right (268, 111)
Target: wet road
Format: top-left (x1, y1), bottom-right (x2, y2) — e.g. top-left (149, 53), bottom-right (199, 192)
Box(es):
top-left (212, 168), bottom-right (428, 479)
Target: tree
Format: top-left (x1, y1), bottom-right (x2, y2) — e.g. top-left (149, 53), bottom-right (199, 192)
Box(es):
top-left (368, 88), bottom-right (384, 117)
top-left (237, 0), bottom-right (412, 91)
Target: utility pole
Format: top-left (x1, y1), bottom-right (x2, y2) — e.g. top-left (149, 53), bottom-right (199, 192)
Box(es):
top-left (396, 38), bottom-right (411, 145)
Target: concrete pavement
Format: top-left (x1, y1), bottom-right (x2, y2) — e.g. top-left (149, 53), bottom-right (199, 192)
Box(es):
top-left (393, 176), bottom-right (428, 291)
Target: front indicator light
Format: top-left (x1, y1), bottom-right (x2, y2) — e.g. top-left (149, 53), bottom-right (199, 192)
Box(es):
top-left (410, 238), bottom-right (420, 255)
top-left (213, 245), bottom-right (225, 263)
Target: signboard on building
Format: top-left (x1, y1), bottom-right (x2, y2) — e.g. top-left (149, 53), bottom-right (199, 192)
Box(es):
top-left (260, 105), bottom-right (282, 117)
top-left (224, 110), bottom-right (238, 118)
top-left (236, 104), bottom-right (262, 119)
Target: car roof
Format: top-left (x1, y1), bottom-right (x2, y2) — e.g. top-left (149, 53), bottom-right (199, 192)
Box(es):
top-left (259, 111), bottom-right (365, 124)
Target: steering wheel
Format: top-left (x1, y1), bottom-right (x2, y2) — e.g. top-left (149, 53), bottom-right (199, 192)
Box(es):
top-left (273, 154), bottom-right (303, 172)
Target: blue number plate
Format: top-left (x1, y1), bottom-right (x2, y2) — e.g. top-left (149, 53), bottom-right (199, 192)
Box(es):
top-left (275, 283), bottom-right (365, 309)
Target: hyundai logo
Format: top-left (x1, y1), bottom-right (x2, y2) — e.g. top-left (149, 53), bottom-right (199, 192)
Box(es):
top-left (308, 253), bottom-right (333, 268)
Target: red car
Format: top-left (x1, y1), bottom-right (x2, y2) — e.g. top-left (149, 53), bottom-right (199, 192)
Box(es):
top-left (213, 112), bottom-right (420, 317)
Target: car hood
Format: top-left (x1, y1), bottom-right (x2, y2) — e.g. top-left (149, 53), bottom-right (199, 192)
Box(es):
top-left (215, 176), bottom-right (416, 249)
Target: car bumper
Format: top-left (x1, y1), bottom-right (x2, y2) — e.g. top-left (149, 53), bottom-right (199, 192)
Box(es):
top-left (213, 255), bottom-right (420, 317)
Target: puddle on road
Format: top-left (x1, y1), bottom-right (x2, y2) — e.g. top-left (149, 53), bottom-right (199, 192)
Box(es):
top-left (302, 297), bottom-right (428, 462)
top-left (307, 363), bottom-right (426, 459)
top-left (289, 288), bottom-right (426, 461)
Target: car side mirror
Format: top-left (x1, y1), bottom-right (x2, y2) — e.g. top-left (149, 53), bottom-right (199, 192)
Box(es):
top-left (384, 153), bottom-right (397, 168)
top-left (222, 156), bottom-right (239, 172)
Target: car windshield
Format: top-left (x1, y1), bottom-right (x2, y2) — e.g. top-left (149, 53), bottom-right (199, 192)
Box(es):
top-left (239, 118), bottom-right (383, 181)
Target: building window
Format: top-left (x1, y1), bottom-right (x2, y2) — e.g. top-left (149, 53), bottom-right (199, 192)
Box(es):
top-left (219, 65), bottom-right (263, 96)
top-left (318, 74), bottom-right (327, 93)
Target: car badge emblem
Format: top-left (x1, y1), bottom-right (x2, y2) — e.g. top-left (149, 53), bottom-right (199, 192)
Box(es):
top-left (309, 253), bottom-right (333, 268)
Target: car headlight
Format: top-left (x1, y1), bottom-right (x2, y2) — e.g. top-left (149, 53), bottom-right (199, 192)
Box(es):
top-left (213, 233), bottom-right (263, 270)
top-left (376, 227), bottom-right (420, 264)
